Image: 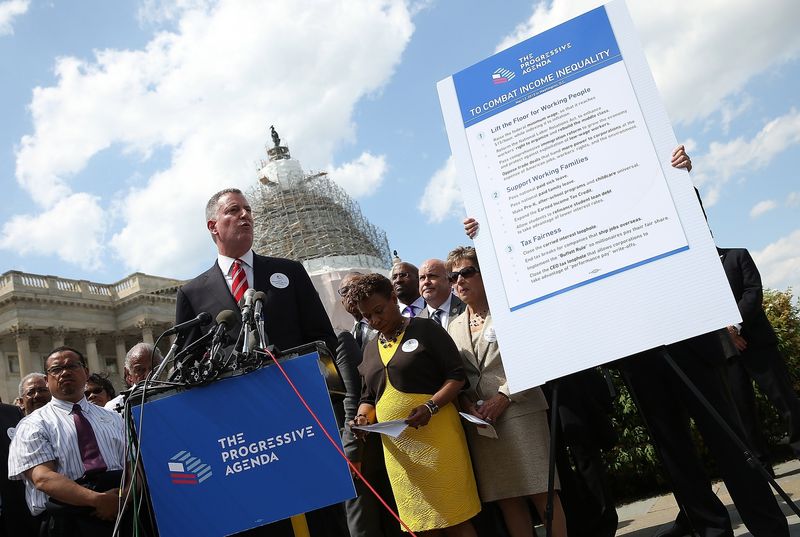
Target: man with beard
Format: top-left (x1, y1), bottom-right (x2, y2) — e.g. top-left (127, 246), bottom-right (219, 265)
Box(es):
top-left (8, 347), bottom-right (126, 536)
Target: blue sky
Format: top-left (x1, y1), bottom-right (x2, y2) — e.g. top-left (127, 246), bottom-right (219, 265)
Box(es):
top-left (1, 0), bottom-right (798, 294)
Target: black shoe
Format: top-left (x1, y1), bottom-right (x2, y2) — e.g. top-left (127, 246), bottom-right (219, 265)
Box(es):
top-left (653, 521), bottom-right (692, 537)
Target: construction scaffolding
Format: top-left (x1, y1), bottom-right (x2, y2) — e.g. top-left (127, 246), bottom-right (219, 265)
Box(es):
top-left (249, 134), bottom-right (391, 270)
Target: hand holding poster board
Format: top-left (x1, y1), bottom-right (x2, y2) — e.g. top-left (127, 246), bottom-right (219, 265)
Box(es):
top-left (437, 0), bottom-right (740, 392)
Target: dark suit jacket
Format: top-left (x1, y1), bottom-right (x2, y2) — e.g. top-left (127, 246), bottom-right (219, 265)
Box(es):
top-left (0, 403), bottom-right (38, 535)
top-left (176, 253), bottom-right (337, 356)
top-left (416, 294), bottom-right (466, 325)
top-left (718, 247), bottom-right (777, 349)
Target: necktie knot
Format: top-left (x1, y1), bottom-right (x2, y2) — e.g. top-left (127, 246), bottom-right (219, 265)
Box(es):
top-left (231, 259), bottom-right (249, 303)
top-left (72, 403), bottom-right (82, 414)
top-left (431, 308), bottom-right (443, 325)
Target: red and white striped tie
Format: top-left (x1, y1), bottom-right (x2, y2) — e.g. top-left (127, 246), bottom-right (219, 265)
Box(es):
top-left (231, 259), bottom-right (249, 302)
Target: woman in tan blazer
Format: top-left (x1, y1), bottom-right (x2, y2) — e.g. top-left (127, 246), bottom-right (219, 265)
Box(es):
top-left (446, 246), bottom-right (567, 537)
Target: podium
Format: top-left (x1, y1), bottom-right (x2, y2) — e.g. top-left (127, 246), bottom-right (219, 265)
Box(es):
top-left (130, 349), bottom-right (355, 537)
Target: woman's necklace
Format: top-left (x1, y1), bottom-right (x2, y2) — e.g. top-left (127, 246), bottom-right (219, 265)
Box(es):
top-left (379, 318), bottom-right (407, 348)
top-left (469, 308), bottom-right (489, 328)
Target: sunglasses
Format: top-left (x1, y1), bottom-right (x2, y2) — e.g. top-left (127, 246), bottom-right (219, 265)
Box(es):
top-left (448, 266), bottom-right (480, 282)
top-left (85, 386), bottom-right (105, 397)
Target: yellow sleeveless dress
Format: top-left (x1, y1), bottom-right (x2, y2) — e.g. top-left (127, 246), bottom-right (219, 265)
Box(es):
top-left (376, 332), bottom-right (481, 532)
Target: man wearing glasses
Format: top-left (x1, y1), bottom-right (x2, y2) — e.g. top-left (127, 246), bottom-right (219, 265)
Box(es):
top-left (19, 373), bottom-right (51, 415)
top-left (105, 342), bottom-right (164, 412)
top-left (8, 346), bottom-right (126, 536)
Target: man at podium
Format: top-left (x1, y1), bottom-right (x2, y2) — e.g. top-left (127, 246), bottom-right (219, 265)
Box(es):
top-left (175, 187), bottom-right (345, 537)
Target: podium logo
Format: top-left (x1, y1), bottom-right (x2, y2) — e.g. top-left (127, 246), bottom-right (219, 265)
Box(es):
top-left (168, 450), bottom-right (213, 485)
top-left (492, 67), bottom-right (515, 85)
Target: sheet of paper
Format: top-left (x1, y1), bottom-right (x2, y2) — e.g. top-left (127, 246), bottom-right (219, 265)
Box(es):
top-left (351, 420), bottom-right (408, 438)
top-left (437, 0), bottom-right (740, 391)
top-left (459, 412), bottom-right (498, 439)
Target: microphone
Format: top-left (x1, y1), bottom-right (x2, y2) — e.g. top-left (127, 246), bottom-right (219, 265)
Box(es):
top-left (239, 288), bottom-right (257, 324)
top-left (212, 309), bottom-right (237, 344)
top-left (164, 312), bottom-right (212, 336)
top-left (253, 291), bottom-right (267, 320)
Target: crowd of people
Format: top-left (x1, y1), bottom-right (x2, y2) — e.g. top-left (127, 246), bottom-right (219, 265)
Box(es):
top-left (2, 157), bottom-right (799, 537)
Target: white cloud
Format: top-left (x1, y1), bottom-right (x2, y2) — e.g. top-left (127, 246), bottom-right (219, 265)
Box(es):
top-left (137, 0), bottom-right (212, 24)
top-left (719, 94), bottom-right (754, 135)
top-left (0, 0), bottom-right (29, 36)
top-left (692, 109), bottom-right (800, 205)
top-left (496, 0), bottom-right (800, 126)
top-left (4, 0), bottom-right (414, 277)
top-left (418, 155), bottom-right (462, 223)
top-left (750, 200), bottom-right (777, 219)
top-left (326, 152), bottom-right (387, 198)
top-left (787, 192), bottom-right (800, 208)
top-left (0, 193), bottom-right (106, 270)
top-left (753, 229), bottom-right (800, 292)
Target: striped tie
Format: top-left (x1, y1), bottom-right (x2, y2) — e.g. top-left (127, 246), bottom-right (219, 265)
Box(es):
top-left (231, 259), bottom-right (249, 302)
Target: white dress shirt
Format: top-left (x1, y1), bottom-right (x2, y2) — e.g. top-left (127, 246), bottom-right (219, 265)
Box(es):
top-left (217, 249), bottom-right (255, 295)
top-left (8, 397), bottom-right (126, 515)
top-left (426, 294), bottom-right (455, 330)
top-left (398, 296), bottom-right (426, 318)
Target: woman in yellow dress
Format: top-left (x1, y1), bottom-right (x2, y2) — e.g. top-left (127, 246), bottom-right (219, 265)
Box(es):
top-left (349, 273), bottom-right (480, 536)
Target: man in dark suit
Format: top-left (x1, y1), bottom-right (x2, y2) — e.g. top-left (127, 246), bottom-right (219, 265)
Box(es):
top-left (175, 188), bottom-right (342, 537)
top-left (719, 247), bottom-right (800, 469)
top-left (175, 188), bottom-right (337, 356)
top-left (0, 402), bottom-right (38, 536)
top-left (416, 259), bottom-right (465, 330)
top-left (620, 332), bottom-right (790, 537)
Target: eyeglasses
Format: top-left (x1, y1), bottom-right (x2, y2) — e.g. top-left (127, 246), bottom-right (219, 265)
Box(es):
top-left (85, 386), bottom-right (105, 397)
top-left (46, 362), bottom-right (83, 376)
top-left (337, 285), bottom-right (351, 297)
top-left (24, 387), bottom-right (50, 398)
top-left (448, 266), bottom-right (480, 282)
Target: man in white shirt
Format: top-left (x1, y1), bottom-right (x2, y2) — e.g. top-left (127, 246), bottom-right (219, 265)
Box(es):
top-left (8, 346), bottom-right (126, 535)
top-left (391, 261), bottom-right (425, 317)
top-left (416, 259), bottom-right (465, 330)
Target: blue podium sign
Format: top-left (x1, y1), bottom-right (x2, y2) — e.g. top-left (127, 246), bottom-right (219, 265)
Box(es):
top-left (131, 352), bottom-right (355, 537)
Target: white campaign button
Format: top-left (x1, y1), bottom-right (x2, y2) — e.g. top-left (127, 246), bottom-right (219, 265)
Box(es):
top-left (401, 339), bottom-right (419, 352)
top-left (484, 327), bottom-right (497, 342)
top-left (270, 273), bottom-right (290, 289)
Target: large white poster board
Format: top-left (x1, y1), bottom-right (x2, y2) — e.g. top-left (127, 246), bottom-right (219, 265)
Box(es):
top-left (437, 0), bottom-right (740, 392)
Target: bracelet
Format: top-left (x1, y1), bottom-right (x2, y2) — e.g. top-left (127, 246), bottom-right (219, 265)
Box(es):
top-left (424, 399), bottom-right (439, 415)
top-left (498, 392), bottom-right (511, 402)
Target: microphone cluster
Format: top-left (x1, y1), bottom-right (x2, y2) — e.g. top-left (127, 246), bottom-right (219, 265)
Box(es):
top-left (163, 288), bottom-right (272, 385)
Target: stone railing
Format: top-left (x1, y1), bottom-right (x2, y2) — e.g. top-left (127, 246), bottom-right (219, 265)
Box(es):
top-left (0, 270), bottom-right (183, 302)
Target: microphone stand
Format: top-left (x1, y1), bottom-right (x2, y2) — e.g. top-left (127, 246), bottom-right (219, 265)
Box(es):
top-left (254, 308), bottom-right (268, 351)
top-left (150, 331), bottom-right (186, 382)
